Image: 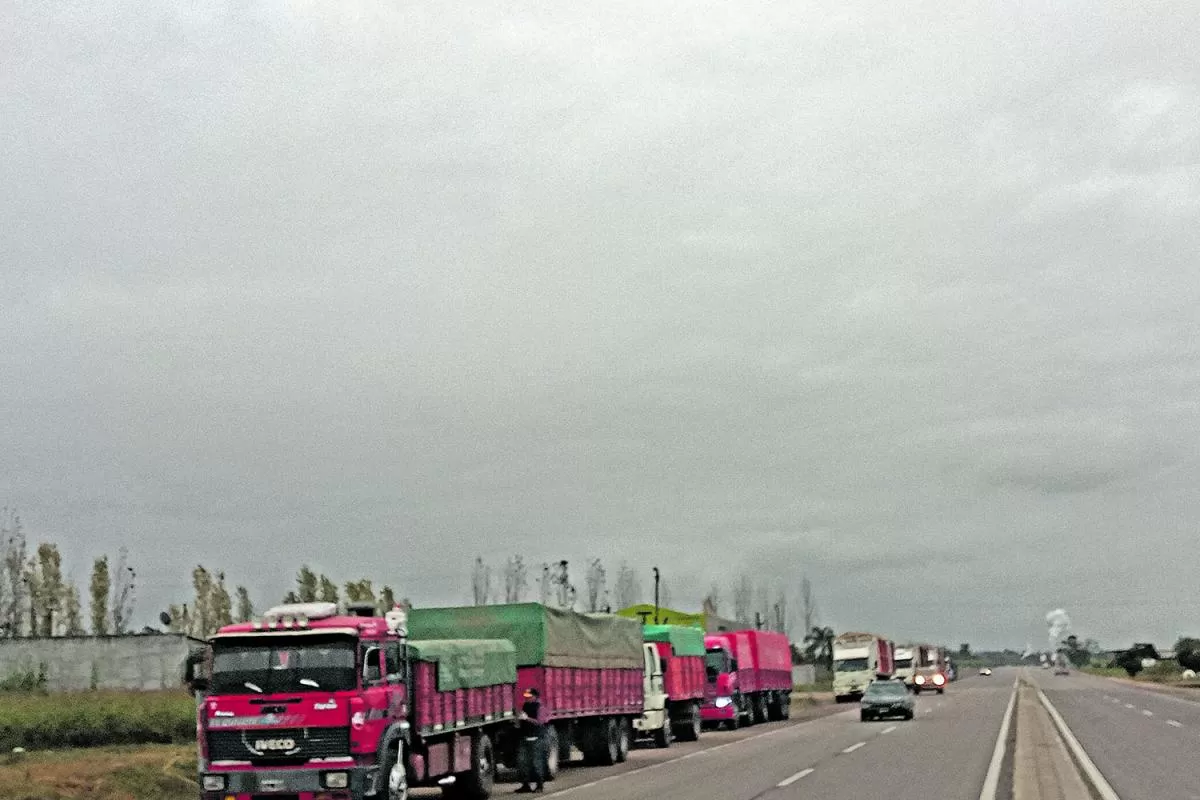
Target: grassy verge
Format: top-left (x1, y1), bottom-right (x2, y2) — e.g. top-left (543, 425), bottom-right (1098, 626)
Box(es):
top-left (0, 743), bottom-right (196, 800)
top-left (0, 691), bottom-right (195, 752)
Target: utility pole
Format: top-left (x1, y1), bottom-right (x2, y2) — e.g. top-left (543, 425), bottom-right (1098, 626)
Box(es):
top-left (652, 567), bottom-right (660, 624)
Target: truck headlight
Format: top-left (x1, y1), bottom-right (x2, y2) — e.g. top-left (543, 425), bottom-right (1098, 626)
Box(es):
top-left (714, 696), bottom-right (733, 708)
top-left (202, 775), bottom-right (226, 791)
top-left (323, 771), bottom-right (349, 789)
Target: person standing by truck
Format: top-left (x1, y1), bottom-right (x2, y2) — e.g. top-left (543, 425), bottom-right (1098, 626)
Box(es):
top-left (516, 688), bottom-right (548, 793)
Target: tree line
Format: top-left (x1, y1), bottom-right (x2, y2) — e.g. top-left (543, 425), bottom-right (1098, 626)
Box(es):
top-left (1, 509), bottom-right (135, 638)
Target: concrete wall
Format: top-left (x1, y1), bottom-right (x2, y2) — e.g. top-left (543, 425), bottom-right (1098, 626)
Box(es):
top-left (792, 664), bottom-right (816, 686)
top-left (0, 634), bottom-right (199, 691)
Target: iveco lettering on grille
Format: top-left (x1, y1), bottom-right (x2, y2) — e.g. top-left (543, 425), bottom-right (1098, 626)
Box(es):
top-left (252, 738), bottom-right (298, 753)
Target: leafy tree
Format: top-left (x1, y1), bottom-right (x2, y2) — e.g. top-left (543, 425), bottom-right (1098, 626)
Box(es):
top-left (63, 583), bottom-right (85, 636)
top-left (89, 557), bottom-right (110, 635)
top-left (584, 559), bottom-right (607, 612)
top-left (345, 579), bottom-right (375, 604)
top-left (210, 572), bottom-right (233, 631)
top-left (1115, 649), bottom-right (1144, 677)
top-left (804, 626), bottom-right (835, 670)
top-left (1174, 637), bottom-right (1200, 672)
top-left (282, 590), bottom-right (300, 603)
top-left (235, 587), bottom-right (253, 623)
top-left (1061, 634), bottom-right (1091, 668)
top-left (318, 575), bottom-right (339, 604)
top-left (26, 543), bottom-right (65, 636)
top-left (959, 643), bottom-right (972, 658)
top-left (1, 510), bottom-right (28, 637)
top-left (192, 566), bottom-right (215, 637)
top-left (377, 585), bottom-right (397, 615)
top-left (167, 603), bottom-right (192, 635)
top-left (296, 566), bottom-right (319, 603)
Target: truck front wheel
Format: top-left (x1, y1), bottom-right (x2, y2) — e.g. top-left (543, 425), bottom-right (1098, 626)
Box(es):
top-left (615, 720), bottom-right (630, 763)
top-left (383, 738), bottom-right (409, 800)
top-left (652, 717), bottom-right (672, 749)
top-left (674, 704), bottom-right (701, 741)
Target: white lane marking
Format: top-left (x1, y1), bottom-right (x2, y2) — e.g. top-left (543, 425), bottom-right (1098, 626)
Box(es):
top-left (1142, 709), bottom-right (1154, 717)
top-left (549, 712), bottom-right (845, 796)
top-left (777, 768), bottom-right (814, 787)
top-left (978, 684), bottom-right (1018, 800)
top-left (841, 741), bottom-right (866, 754)
top-left (1036, 687), bottom-right (1123, 800)
top-left (1124, 703), bottom-right (1135, 709)
top-left (924, 708), bottom-right (933, 714)
top-left (1110, 698), bottom-right (1121, 704)
top-left (1168, 719), bottom-right (1183, 728)
top-left (881, 725), bottom-right (897, 734)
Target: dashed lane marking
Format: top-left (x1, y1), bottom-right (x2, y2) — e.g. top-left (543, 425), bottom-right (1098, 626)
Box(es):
top-left (1168, 719), bottom-right (1183, 728)
top-left (881, 725), bottom-right (897, 734)
top-left (841, 742), bottom-right (866, 754)
top-left (777, 768), bottom-right (814, 787)
top-left (1142, 709), bottom-right (1154, 717)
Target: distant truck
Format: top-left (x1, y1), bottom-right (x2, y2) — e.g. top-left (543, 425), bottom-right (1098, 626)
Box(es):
top-left (701, 629), bottom-right (793, 729)
top-left (192, 601), bottom-right (517, 800)
top-left (913, 645), bottom-right (948, 694)
top-left (636, 624), bottom-right (706, 745)
top-left (894, 645), bottom-right (917, 689)
top-left (833, 632), bottom-right (895, 703)
top-left (409, 602), bottom-right (645, 776)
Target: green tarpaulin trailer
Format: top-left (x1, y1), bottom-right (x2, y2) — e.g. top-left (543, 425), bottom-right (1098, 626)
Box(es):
top-left (407, 639), bottom-right (517, 691)
top-left (642, 624), bottom-right (706, 657)
top-left (409, 603), bottom-right (643, 669)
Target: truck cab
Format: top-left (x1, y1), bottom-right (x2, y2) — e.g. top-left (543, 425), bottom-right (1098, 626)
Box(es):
top-left (701, 639), bottom-right (740, 729)
top-left (632, 643), bottom-right (671, 747)
top-left (894, 646), bottom-right (916, 690)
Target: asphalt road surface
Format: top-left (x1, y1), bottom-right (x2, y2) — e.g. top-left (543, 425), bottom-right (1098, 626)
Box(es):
top-left (420, 671), bottom-right (1019, 799)
top-left (1034, 667), bottom-right (1200, 800)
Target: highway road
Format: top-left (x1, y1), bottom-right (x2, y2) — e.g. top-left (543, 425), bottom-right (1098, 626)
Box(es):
top-left (460, 671), bottom-right (1019, 799)
top-left (1034, 667), bottom-right (1200, 800)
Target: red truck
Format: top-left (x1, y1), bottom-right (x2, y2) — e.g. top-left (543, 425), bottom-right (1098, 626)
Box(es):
top-left (637, 624), bottom-right (706, 743)
top-left (408, 602), bottom-right (644, 777)
top-left (701, 629), bottom-right (793, 729)
top-left (191, 601), bottom-right (517, 800)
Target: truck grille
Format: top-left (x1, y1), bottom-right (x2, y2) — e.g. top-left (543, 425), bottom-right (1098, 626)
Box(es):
top-left (206, 727), bottom-right (350, 763)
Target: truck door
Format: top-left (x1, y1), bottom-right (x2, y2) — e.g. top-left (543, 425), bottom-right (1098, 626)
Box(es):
top-left (644, 644), bottom-right (665, 712)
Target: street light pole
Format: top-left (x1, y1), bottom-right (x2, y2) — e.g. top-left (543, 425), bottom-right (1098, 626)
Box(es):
top-left (653, 567), bottom-right (660, 624)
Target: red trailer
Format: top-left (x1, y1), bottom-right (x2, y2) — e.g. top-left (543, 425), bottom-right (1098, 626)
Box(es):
top-left (409, 603), bottom-right (645, 777)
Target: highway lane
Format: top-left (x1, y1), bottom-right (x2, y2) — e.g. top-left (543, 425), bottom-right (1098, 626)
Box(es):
top-left (473, 672), bottom-right (1016, 800)
top-left (1034, 668), bottom-right (1200, 800)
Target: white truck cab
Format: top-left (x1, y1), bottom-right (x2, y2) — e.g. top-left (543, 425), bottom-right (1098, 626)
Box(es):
top-left (633, 642), bottom-right (672, 747)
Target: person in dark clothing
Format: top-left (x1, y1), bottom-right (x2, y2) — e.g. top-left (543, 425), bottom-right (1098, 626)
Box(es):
top-left (515, 688), bottom-right (548, 793)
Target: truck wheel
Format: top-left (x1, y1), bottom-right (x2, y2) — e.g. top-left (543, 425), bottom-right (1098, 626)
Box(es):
top-left (383, 738), bottom-right (409, 800)
top-left (615, 719), bottom-right (630, 763)
top-left (444, 733), bottom-right (494, 800)
top-left (545, 726), bottom-right (561, 779)
top-left (652, 717), bottom-right (672, 749)
top-left (600, 718), bottom-right (620, 765)
top-left (781, 693), bottom-right (791, 720)
top-left (752, 694), bottom-right (768, 725)
top-left (675, 705), bottom-right (701, 741)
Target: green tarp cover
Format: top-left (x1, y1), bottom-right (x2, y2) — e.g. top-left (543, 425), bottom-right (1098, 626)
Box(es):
top-left (642, 624), bottom-right (706, 657)
top-left (409, 603), bottom-right (643, 669)
top-left (407, 639), bottom-right (517, 691)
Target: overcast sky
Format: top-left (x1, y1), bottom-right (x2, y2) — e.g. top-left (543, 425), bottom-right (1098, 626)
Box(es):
top-left (3, 0), bottom-right (1199, 650)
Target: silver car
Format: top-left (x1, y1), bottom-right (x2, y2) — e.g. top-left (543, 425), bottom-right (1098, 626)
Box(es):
top-left (860, 679), bottom-right (915, 722)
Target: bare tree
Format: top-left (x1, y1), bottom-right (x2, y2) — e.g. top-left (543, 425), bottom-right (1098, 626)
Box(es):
top-left (539, 563), bottom-right (552, 605)
top-left (584, 559), bottom-right (607, 612)
top-left (773, 589), bottom-right (788, 636)
top-left (732, 574), bottom-right (753, 625)
top-left (471, 557), bottom-right (492, 606)
top-left (659, 576), bottom-right (673, 610)
top-left (549, 560), bottom-right (575, 610)
top-left (110, 547), bottom-right (136, 635)
top-left (613, 561), bottom-right (642, 609)
top-left (800, 576), bottom-right (817, 634)
top-left (703, 583), bottom-right (721, 615)
top-left (503, 555), bottom-right (529, 603)
top-left (754, 584), bottom-right (770, 630)
top-left (1, 509), bottom-right (27, 637)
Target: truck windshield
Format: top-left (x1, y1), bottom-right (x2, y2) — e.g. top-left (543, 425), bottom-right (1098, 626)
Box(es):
top-left (211, 635), bottom-right (357, 694)
top-left (705, 648), bottom-right (730, 680)
top-left (834, 657), bottom-right (869, 671)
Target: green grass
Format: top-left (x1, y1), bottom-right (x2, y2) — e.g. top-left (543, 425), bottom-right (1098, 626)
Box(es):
top-left (794, 678), bottom-right (834, 693)
top-left (0, 691), bottom-right (195, 752)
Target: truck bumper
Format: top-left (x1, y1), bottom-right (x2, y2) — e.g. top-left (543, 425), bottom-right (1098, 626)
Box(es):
top-left (200, 764), bottom-right (375, 799)
top-left (700, 703), bottom-right (736, 722)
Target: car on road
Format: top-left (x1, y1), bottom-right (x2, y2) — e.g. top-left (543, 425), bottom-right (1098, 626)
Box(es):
top-left (979, 667), bottom-right (992, 676)
top-left (1054, 665), bottom-right (1070, 675)
top-left (860, 679), bottom-right (915, 722)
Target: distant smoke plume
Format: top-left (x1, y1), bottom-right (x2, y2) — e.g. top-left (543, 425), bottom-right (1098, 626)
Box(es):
top-left (1045, 608), bottom-right (1072, 649)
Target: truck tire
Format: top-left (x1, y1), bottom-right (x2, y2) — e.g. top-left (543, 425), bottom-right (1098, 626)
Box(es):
top-left (545, 725), bottom-right (561, 779)
top-left (766, 693), bottom-right (783, 722)
top-left (617, 719), bottom-right (631, 763)
top-left (599, 718), bottom-right (620, 765)
top-left (652, 717), bottom-right (672, 749)
top-left (674, 704), bottom-right (701, 741)
top-left (444, 733), bottom-right (494, 800)
top-left (752, 694), bottom-right (768, 725)
top-left (380, 737), bottom-right (409, 800)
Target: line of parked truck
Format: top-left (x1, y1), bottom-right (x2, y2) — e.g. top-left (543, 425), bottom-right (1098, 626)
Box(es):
top-left (186, 600), bottom-right (794, 800)
top-left (832, 631), bottom-right (954, 704)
